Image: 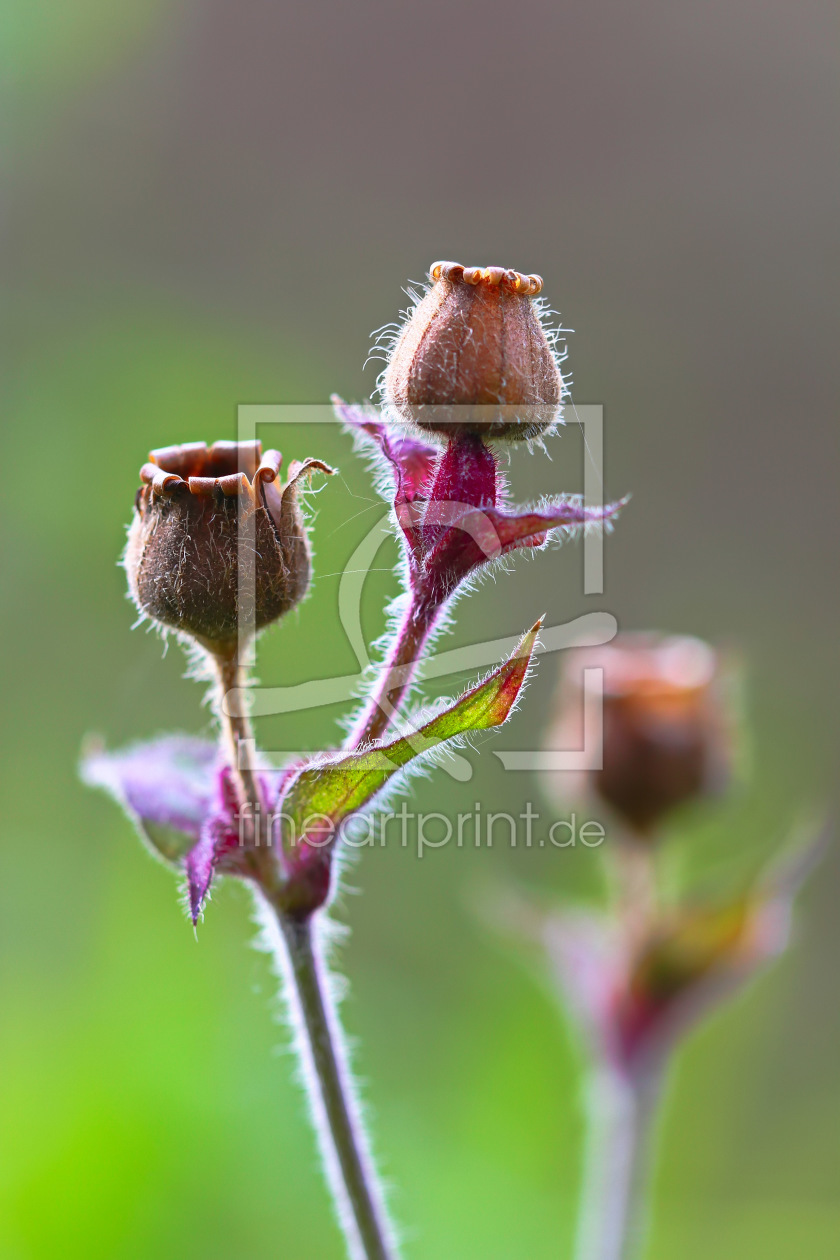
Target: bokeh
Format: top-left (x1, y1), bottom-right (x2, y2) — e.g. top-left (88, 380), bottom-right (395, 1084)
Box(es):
top-left (4, 1), bottom-right (839, 1256)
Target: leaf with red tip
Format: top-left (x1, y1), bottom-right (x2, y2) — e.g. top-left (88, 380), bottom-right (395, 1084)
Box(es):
top-left (280, 620), bottom-right (542, 854)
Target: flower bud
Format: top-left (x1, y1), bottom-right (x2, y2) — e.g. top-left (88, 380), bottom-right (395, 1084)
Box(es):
top-left (549, 634), bottom-right (730, 837)
top-left (125, 440), bottom-right (332, 655)
top-left (382, 261), bottom-right (565, 440)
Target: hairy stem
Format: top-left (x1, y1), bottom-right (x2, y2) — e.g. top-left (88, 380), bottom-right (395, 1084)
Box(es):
top-left (212, 653), bottom-right (396, 1258)
top-left (259, 898), bottom-right (399, 1260)
top-left (346, 594), bottom-right (442, 748)
top-left (213, 651), bottom-right (267, 826)
top-left (573, 1066), bottom-right (660, 1260)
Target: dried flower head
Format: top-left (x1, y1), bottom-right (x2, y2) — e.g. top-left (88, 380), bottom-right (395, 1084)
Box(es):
top-left (125, 440), bottom-right (332, 656)
top-left (382, 261), bottom-right (566, 440)
top-left (550, 634), bottom-right (730, 837)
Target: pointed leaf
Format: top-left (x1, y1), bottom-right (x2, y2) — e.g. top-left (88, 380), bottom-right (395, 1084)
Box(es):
top-left (421, 497), bottom-right (627, 602)
top-left (280, 620), bottom-right (541, 852)
top-left (491, 497), bottom-right (628, 553)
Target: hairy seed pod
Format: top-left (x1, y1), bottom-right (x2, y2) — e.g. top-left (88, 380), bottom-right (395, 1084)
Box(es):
top-left (382, 261), bottom-right (565, 440)
top-left (125, 440), bottom-right (333, 657)
top-left (550, 635), bottom-right (731, 838)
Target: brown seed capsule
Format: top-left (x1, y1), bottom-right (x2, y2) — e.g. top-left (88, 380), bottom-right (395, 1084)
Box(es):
top-left (382, 261), bottom-right (565, 440)
top-left (549, 635), bottom-right (731, 838)
top-left (125, 440), bottom-right (333, 656)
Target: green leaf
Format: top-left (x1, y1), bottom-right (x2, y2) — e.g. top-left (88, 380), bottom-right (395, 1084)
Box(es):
top-left (280, 619), bottom-right (541, 852)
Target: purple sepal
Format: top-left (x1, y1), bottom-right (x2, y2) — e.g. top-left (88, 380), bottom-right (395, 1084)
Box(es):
top-left (83, 736), bottom-right (248, 922)
top-left (82, 735), bottom-right (219, 861)
top-left (422, 496), bottom-right (625, 604)
top-left (335, 399), bottom-right (626, 607)
top-left (332, 398), bottom-right (439, 553)
top-left (184, 816), bottom-right (223, 924)
top-left (185, 766), bottom-right (246, 922)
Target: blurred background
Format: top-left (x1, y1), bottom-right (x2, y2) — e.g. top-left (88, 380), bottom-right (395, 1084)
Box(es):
top-left (3, 0), bottom-right (839, 1256)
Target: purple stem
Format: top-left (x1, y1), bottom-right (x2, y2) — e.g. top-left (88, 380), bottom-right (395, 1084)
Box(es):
top-left (346, 593), bottom-right (443, 749)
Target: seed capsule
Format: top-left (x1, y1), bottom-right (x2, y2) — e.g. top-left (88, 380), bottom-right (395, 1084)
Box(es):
top-left (382, 261), bottom-right (565, 441)
top-left (550, 635), bottom-right (731, 837)
top-left (125, 440), bottom-right (332, 656)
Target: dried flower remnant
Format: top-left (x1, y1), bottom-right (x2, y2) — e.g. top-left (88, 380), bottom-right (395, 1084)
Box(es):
top-left (125, 440), bottom-right (333, 656)
top-left (382, 261), bottom-right (565, 440)
top-left (550, 634), bottom-right (730, 838)
top-left (543, 836), bottom-right (821, 1081)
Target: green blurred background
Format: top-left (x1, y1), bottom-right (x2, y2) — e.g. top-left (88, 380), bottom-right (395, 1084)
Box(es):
top-left (3, 1), bottom-right (839, 1256)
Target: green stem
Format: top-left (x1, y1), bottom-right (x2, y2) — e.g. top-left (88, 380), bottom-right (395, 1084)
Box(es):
top-left (259, 899), bottom-right (399, 1260)
top-left (573, 1066), bottom-right (660, 1260)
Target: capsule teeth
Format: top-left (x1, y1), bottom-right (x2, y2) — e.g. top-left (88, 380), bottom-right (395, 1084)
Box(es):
top-left (429, 261), bottom-right (543, 296)
top-left (140, 439), bottom-right (285, 500)
top-left (187, 475), bottom-right (218, 497)
top-left (141, 463), bottom-right (185, 497)
top-left (430, 260), bottom-right (464, 282)
top-left (480, 266), bottom-right (504, 286)
top-left (218, 472), bottom-right (249, 497)
top-left (149, 441), bottom-right (206, 470)
top-left (285, 457), bottom-right (336, 488)
top-left (156, 473), bottom-right (185, 496)
top-left (210, 439), bottom-right (261, 480)
top-left (255, 449), bottom-right (283, 485)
